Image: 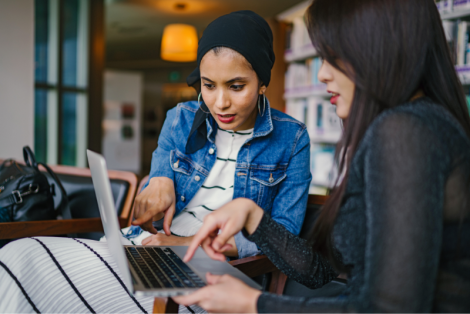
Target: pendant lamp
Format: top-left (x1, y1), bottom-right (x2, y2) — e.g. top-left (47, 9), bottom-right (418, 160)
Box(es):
top-left (161, 24), bottom-right (198, 62)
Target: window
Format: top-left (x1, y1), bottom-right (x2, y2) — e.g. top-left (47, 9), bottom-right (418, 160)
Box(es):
top-left (34, 0), bottom-right (89, 167)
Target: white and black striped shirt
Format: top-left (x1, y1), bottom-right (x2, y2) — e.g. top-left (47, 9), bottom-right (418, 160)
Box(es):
top-left (170, 127), bottom-right (253, 237)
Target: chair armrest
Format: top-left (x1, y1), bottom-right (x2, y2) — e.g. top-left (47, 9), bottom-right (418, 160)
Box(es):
top-left (228, 255), bottom-right (278, 278)
top-left (153, 297), bottom-right (179, 314)
top-left (0, 217), bottom-right (127, 240)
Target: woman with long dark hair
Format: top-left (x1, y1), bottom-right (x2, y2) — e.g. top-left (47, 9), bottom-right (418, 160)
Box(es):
top-left (175, 0), bottom-right (470, 312)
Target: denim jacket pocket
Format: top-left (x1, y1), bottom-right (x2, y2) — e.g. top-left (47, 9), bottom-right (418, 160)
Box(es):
top-left (170, 149), bottom-right (194, 184)
top-left (249, 166), bottom-right (287, 210)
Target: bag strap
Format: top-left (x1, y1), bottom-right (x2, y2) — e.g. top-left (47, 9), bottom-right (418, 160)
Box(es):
top-left (38, 162), bottom-right (72, 220)
top-left (0, 190), bottom-right (25, 208)
top-left (23, 146), bottom-right (39, 171)
top-left (38, 162), bottom-right (76, 238)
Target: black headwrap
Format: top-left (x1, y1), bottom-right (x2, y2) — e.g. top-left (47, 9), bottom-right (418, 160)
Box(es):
top-left (185, 10), bottom-right (275, 154)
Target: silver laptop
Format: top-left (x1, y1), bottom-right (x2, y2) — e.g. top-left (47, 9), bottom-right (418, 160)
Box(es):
top-left (86, 149), bottom-right (261, 297)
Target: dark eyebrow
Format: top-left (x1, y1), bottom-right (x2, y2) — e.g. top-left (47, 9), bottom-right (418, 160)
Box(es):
top-left (226, 77), bottom-right (249, 84)
top-left (201, 76), bottom-right (214, 83)
top-left (201, 76), bottom-right (249, 84)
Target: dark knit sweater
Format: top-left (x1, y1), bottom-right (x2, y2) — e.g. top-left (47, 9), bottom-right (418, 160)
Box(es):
top-left (247, 98), bottom-right (470, 312)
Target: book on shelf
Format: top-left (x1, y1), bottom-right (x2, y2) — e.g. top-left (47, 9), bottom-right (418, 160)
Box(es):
top-left (306, 98), bottom-right (342, 142)
top-left (436, 0), bottom-right (470, 14)
top-left (436, 0), bottom-right (464, 14)
top-left (286, 97), bottom-right (342, 143)
top-left (285, 57), bottom-right (324, 92)
top-left (286, 98), bottom-right (308, 124)
top-left (454, 0), bottom-right (470, 11)
top-left (288, 16), bottom-right (312, 52)
top-left (285, 63), bottom-right (310, 90)
top-left (285, 23), bottom-right (293, 51)
top-left (440, 19), bottom-right (470, 66)
top-left (436, 0), bottom-right (452, 13)
top-left (310, 144), bottom-right (336, 188)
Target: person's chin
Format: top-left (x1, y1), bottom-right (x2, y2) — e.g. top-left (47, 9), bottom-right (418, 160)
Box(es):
top-left (219, 120), bottom-right (240, 130)
top-left (337, 110), bottom-right (349, 120)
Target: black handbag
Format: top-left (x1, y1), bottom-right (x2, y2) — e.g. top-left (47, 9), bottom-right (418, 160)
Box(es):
top-left (0, 146), bottom-right (71, 222)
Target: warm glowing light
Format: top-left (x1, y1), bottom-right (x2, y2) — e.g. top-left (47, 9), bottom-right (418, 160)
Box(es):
top-left (161, 24), bottom-right (198, 62)
top-left (152, 0), bottom-right (214, 15)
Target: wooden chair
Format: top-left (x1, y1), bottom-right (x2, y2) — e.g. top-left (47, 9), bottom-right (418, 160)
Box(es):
top-left (0, 163), bottom-right (137, 240)
top-left (152, 194), bottom-right (329, 313)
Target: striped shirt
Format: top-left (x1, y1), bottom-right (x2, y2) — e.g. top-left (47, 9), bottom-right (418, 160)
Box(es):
top-left (170, 127), bottom-right (253, 237)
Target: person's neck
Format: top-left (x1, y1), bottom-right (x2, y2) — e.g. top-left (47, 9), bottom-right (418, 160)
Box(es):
top-left (410, 89), bottom-right (425, 101)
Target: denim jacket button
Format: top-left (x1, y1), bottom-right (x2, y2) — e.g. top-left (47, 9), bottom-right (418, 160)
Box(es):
top-left (195, 175), bottom-right (201, 182)
top-left (181, 196), bottom-right (185, 202)
top-left (269, 173), bottom-right (274, 183)
top-left (209, 148), bottom-right (214, 155)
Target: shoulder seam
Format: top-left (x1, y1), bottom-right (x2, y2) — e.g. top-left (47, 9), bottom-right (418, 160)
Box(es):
top-left (289, 125), bottom-right (308, 161)
top-left (179, 103), bottom-right (198, 113)
top-left (272, 115), bottom-right (305, 127)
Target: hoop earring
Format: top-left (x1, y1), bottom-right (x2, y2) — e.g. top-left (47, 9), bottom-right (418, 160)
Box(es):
top-left (263, 94), bottom-right (266, 117)
top-left (198, 92), bottom-right (210, 114)
top-left (258, 94), bottom-right (266, 117)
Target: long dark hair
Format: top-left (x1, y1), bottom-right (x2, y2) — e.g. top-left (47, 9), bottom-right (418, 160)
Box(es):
top-left (306, 0), bottom-right (470, 264)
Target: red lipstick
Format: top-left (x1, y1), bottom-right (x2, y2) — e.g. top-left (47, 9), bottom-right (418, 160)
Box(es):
top-left (217, 114), bottom-right (236, 124)
top-left (328, 90), bottom-right (340, 105)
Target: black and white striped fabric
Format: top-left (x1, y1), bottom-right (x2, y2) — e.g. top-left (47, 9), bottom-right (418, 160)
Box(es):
top-left (0, 129), bottom-right (254, 313)
top-left (170, 127), bottom-right (253, 237)
top-left (0, 237), bottom-right (154, 313)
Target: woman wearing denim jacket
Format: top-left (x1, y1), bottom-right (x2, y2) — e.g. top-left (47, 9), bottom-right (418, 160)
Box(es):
top-left (126, 11), bottom-right (311, 260)
top-left (0, 11), bottom-right (312, 313)
top-left (127, 98), bottom-right (311, 259)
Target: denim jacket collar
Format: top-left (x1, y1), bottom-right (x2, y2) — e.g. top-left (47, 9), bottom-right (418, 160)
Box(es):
top-left (205, 100), bottom-right (273, 143)
top-left (252, 99), bottom-right (273, 138)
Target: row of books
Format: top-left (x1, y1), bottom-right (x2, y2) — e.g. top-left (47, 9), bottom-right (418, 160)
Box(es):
top-left (285, 57), bottom-right (323, 90)
top-left (285, 16), bottom-right (311, 52)
top-left (286, 98), bottom-right (341, 189)
top-left (442, 20), bottom-right (470, 65)
top-left (286, 97), bottom-right (342, 142)
top-left (436, 0), bottom-right (470, 14)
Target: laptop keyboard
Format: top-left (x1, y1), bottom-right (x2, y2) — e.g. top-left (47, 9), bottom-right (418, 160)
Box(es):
top-left (125, 247), bottom-right (206, 289)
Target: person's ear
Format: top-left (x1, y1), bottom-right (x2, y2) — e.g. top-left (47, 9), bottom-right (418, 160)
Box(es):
top-left (259, 85), bottom-right (267, 95)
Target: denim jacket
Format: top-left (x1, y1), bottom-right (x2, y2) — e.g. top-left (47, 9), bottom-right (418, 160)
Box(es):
top-left (128, 100), bottom-right (312, 258)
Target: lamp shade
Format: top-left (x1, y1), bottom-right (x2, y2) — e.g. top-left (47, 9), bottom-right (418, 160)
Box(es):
top-left (161, 24), bottom-right (198, 62)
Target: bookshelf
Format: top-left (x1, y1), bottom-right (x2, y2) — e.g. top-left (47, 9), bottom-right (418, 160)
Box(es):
top-left (438, 1), bottom-right (470, 87)
top-left (441, 8), bottom-right (470, 20)
top-left (285, 43), bottom-right (318, 62)
top-left (284, 84), bottom-right (329, 99)
top-left (278, 0), bottom-right (339, 195)
top-left (438, 0), bottom-right (470, 20)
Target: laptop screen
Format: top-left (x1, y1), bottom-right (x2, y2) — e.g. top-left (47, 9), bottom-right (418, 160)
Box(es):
top-left (87, 149), bottom-right (133, 293)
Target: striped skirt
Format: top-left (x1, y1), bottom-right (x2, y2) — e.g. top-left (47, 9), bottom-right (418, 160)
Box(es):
top-left (0, 237), bottom-right (156, 313)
